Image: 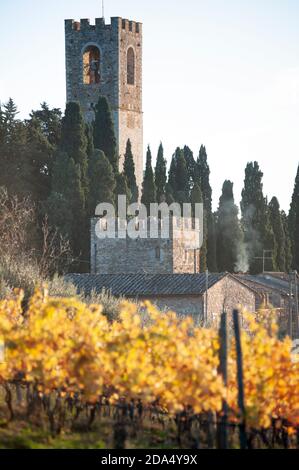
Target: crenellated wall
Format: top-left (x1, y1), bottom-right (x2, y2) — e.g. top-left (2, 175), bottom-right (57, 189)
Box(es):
top-left (90, 217), bottom-right (201, 275)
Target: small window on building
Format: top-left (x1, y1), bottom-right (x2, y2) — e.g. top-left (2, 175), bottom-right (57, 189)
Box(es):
top-left (127, 47), bottom-right (135, 85)
top-left (155, 246), bottom-right (161, 260)
top-left (83, 46), bottom-right (100, 84)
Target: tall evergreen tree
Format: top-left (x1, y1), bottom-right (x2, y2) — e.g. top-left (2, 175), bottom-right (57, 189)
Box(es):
top-left (27, 104), bottom-right (62, 200)
top-left (61, 102), bottom-right (88, 168)
top-left (3, 98), bottom-right (19, 135)
top-left (68, 159), bottom-right (86, 260)
top-left (208, 213), bottom-right (218, 273)
top-left (155, 143), bottom-right (167, 203)
top-left (269, 197), bottom-right (286, 272)
top-left (190, 183), bottom-right (202, 215)
top-left (46, 152), bottom-right (85, 261)
top-left (123, 139), bottom-right (138, 203)
top-left (85, 123), bottom-right (95, 158)
top-left (183, 145), bottom-right (196, 196)
top-left (174, 148), bottom-right (189, 204)
top-left (167, 152), bottom-right (178, 200)
top-left (88, 150), bottom-right (116, 214)
top-left (141, 146), bottom-right (156, 211)
top-left (196, 146), bottom-right (212, 213)
top-left (241, 162), bottom-right (275, 273)
top-left (45, 188), bottom-right (73, 244)
top-left (93, 96), bottom-right (118, 173)
top-left (60, 102), bottom-right (88, 196)
top-left (0, 104), bottom-right (5, 145)
top-left (30, 102), bottom-right (62, 147)
top-left (165, 182), bottom-right (175, 205)
top-left (282, 210), bottom-right (292, 272)
top-left (289, 164), bottom-right (299, 270)
top-left (25, 118), bottom-right (54, 201)
top-left (196, 145), bottom-right (217, 271)
top-left (115, 172), bottom-right (131, 212)
top-left (216, 180), bottom-right (243, 273)
top-left (0, 99), bottom-right (29, 196)
top-left (1, 103), bottom-right (60, 210)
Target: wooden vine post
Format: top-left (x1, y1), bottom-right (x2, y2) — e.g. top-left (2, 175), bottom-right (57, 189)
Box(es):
top-left (233, 309), bottom-right (248, 449)
top-left (217, 311), bottom-right (229, 449)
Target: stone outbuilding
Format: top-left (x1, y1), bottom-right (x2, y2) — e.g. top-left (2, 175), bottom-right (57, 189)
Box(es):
top-left (66, 272), bottom-right (260, 325)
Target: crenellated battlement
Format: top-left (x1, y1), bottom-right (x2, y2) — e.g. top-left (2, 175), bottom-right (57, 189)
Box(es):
top-left (65, 17), bottom-right (142, 34)
top-left (90, 216), bottom-right (201, 275)
top-left (92, 216), bottom-right (201, 238)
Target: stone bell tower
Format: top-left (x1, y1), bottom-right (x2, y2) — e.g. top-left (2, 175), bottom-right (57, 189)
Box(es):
top-left (64, 17), bottom-right (143, 188)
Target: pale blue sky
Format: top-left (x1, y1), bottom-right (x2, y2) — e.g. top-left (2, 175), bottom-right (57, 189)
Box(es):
top-left (0, 0), bottom-right (299, 211)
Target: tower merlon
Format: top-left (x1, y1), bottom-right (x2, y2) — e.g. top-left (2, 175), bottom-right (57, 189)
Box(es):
top-left (121, 18), bottom-right (142, 34)
top-left (95, 17), bottom-right (105, 28)
top-left (65, 19), bottom-right (75, 32)
top-left (80, 18), bottom-right (91, 30)
top-left (65, 17), bottom-right (142, 34)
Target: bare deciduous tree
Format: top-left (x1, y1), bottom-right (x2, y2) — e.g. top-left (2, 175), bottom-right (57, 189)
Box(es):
top-left (39, 215), bottom-right (72, 277)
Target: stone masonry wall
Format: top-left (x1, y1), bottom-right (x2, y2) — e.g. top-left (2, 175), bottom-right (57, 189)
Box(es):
top-left (90, 217), bottom-right (200, 274)
top-left (118, 20), bottom-right (143, 189)
top-left (138, 296), bottom-right (204, 320)
top-left (204, 276), bottom-right (256, 327)
top-left (65, 17), bottom-right (143, 188)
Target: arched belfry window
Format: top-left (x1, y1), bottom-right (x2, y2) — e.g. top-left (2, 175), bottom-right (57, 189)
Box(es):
top-left (83, 46), bottom-right (100, 85)
top-left (127, 47), bottom-right (135, 85)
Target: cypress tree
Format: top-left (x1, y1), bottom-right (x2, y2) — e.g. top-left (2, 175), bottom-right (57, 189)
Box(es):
top-left (123, 139), bottom-right (138, 203)
top-left (85, 123), bottom-right (94, 158)
top-left (174, 148), bottom-right (189, 204)
top-left (282, 211), bottom-right (292, 272)
top-left (196, 145), bottom-right (212, 213)
top-left (183, 145), bottom-right (196, 196)
top-left (93, 96), bottom-right (118, 173)
top-left (208, 213), bottom-right (218, 273)
top-left (269, 197), bottom-right (286, 272)
top-left (25, 117), bottom-right (54, 202)
top-left (46, 189), bottom-right (73, 242)
top-left (141, 146), bottom-right (157, 211)
top-left (60, 102), bottom-right (88, 196)
top-left (289, 164), bottom-right (299, 270)
top-left (216, 180), bottom-right (243, 273)
top-left (46, 153), bottom-right (85, 260)
top-left (61, 102), bottom-right (87, 167)
top-left (167, 152), bottom-right (178, 198)
top-left (165, 182), bottom-right (175, 205)
top-left (196, 145), bottom-right (217, 271)
top-left (190, 183), bottom-right (203, 215)
top-left (88, 150), bottom-right (116, 214)
top-left (115, 172), bottom-right (131, 212)
top-left (68, 159), bottom-right (86, 260)
top-left (0, 104), bottom-right (5, 145)
top-left (155, 143), bottom-right (167, 203)
top-left (241, 162), bottom-right (275, 273)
